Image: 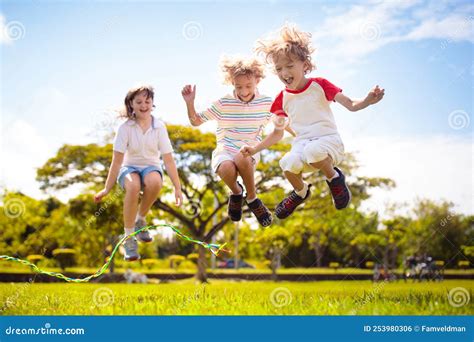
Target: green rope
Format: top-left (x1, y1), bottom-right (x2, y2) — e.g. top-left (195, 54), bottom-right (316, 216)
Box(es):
top-left (0, 223), bottom-right (227, 283)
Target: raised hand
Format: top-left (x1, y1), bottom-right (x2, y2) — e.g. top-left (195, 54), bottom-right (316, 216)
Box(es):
top-left (181, 84), bottom-right (196, 104)
top-left (366, 85), bottom-right (385, 105)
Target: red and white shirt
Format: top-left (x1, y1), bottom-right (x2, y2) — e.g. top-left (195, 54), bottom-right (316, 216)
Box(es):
top-left (270, 78), bottom-right (342, 141)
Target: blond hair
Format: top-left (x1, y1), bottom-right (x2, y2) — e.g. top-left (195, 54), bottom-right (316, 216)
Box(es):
top-left (255, 24), bottom-right (315, 72)
top-left (121, 85), bottom-right (155, 119)
top-left (220, 55), bottom-right (265, 85)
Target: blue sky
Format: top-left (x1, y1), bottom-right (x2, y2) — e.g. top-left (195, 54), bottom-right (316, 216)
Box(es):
top-left (1, 0), bottom-right (472, 215)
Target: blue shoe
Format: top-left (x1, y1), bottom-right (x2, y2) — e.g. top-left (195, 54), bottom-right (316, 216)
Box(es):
top-left (123, 236), bottom-right (140, 261)
top-left (135, 218), bottom-right (153, 243)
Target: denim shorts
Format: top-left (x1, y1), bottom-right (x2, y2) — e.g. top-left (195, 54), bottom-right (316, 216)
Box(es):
top-left (117, 165), bottom-right (163, 190)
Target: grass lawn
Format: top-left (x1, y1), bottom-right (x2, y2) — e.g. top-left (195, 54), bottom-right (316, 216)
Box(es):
top-left (0, 262), bottom-right (472, 275)
top-left (1, 280), bottom-right (472, 315)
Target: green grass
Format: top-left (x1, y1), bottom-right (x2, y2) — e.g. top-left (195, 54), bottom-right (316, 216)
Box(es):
top-left (0, 262), bottom-right (472, 275)
top-left (1, 280), bottom-right (472, 315)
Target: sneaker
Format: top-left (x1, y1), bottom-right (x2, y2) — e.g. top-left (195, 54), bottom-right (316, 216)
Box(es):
top-left (275, 184), bottom-right (312, 219)
top-left (326, 167), bottom-right (351, 210)
top-left (247, 198), bottom-right (273, 227)
top-left (228, 182), bottom-right (244, 221)
top-left (135, 218), bottom-right (153, 243)
top-left (123, 236), bottom-right (140, 261)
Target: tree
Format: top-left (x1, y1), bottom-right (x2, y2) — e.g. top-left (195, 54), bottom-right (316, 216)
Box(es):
top-left (35, 124), bottom-right (291, 282)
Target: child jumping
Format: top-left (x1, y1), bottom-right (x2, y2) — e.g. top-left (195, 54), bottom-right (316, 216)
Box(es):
top-left (241, 24), bottom-right (384, 218)
top-left (95, 85), bottom-right (183, 261)
top-left (181, 56), bottom-right (279, 227)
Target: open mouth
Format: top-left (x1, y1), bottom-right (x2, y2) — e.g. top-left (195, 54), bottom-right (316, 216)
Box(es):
top-left (283, 77), bottom-right (294, 86)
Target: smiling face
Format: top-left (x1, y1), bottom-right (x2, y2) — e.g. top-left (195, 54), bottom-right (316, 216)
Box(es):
top-left (274, 53), bottom-right (310, 90)
top-left (130, 91), bottom-right (153, 118)
top-left (233, 74), bottom-right (259, 102)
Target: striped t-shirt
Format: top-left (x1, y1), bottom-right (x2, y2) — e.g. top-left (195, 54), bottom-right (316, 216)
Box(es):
top-left (198, 92), bottom-right (273, 155)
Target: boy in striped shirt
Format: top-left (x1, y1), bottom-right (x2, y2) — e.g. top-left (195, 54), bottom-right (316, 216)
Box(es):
top-left (181, 56), bottom-right (276, 226)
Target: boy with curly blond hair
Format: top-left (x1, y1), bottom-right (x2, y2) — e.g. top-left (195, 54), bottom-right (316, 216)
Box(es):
top-left (182, 56), bottom-right (281, 227)
top-left (241, 24), bottom-right (385, 218)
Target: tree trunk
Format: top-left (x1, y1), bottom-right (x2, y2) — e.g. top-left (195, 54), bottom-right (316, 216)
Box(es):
top-left (196, 245), bottom-right (208, 283)
top-left (312, 242), bottom-right (322, 268)
top-left (270, 248), bottom-right (281, 281)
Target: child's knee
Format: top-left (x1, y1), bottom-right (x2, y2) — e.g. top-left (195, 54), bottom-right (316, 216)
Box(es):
top-left (234, 153), bottom-right (253, 168)
top-left (143, 172), bottom-right (162, 191)
top-left (303, 144), bottom-right (329, 165)
top-left (124, 174), bottom-right (141, 195)
top-left (280, 153), bottom-right (304, 174)
top-left (217, 161), bottom-right (237, 176)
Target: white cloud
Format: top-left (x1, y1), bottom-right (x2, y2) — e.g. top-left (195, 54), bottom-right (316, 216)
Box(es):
top-left (346, 134), bottom-right (473, 216)
top-left (0, 119), bottom-right (50, 199)
top-left (311, 0), bottom-right (473, 64)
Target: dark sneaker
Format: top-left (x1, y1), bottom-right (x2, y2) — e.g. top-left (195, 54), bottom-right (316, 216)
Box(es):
top-left (247, 198), bottom-right (273, 227)
top-left (275, 184), bottom-right (312, 219)
top-left (326, 167), bottom-right (351, 210)
top-left (228, 182), bottom-right (244, 221)
top-left (123, 236), bottom-right (140, 261)
top-left (135, 218), bottom-right (153, 243)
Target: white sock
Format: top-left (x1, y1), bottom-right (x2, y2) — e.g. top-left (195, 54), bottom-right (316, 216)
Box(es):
top-left (295, 183), bottom-right (309, 198)
top-left (247, 196), bottom-right (257, 203)
top-left (136, 213), bottom-right (145, 221)
top-left (327, 170), bottom-right (339, 182)
top-left (124, 227), bottom-right (135, 236)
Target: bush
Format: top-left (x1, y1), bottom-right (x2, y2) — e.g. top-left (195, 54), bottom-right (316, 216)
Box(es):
top-left (26, 255), bottom-right (44, 264)
top-left (329, 262), bottom-right (340, 270)
top-left (52, 248), bottom-right (76, 271)
top-left (435, 260), bottom-right (445, 267)
top-left (458, 260), bottom-right (470, 269)
top-left (187, 253), bottom-right (199, 264)
top-left (365, 261), bottom-right (374, 269)
top-left (169, 255), bottom-right (186, 269)
top-left (141, 259), bottom-right (160, 270)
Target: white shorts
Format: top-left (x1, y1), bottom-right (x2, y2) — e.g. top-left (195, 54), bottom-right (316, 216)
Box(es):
top-left (280, 134), bottom-right (345, 174)
top-left (212, 150), bottom-right (260, 174)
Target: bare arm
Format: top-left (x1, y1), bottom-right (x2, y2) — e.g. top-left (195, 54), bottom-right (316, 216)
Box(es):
top-left (335, 85), bottom-right (385, 112)
top-left (181, 85), bottom-right (204, 127)
top-left (94, 151), bottom-right (124, 202)
top-left (162, 153), bottom-right (183, 206)
top-left (241, 128), bottom-right (285, 156)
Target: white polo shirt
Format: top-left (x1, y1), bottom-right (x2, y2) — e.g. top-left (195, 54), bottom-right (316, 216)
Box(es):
top-left (270, 78), bottom-right (342, 141)
top-left (113, 115), bottom-right (173, 168)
